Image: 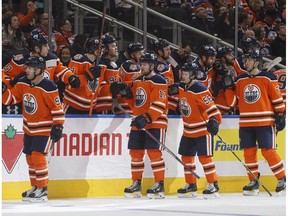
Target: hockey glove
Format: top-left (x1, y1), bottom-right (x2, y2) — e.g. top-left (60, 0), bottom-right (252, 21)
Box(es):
top-left (168, 83), bottom-right (179, 96)
top-left (110, 82), bottom-right (128, 99)
top-left (213, 60), bottom-right (228, 76)
top-left (50, 124), bottom-right (63, 142)
top-left (275, 112), bottom-right (286, 131)
top-left (207, 117), bottom-right (219, 136)
top-left (2, 82), bottom-right (7, 94)
top-left (130, 113), bottom-right (152, 129)
top-left (68, 74), bottom-right (80, 88)
top-left (10, 72), bottom-right (26, 87)
top-left (222, 74), bottom-right (234, 91)
top-left (85, 66), bottom-right (102, 81)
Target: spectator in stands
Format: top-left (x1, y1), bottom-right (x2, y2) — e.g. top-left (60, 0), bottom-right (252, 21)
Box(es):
top-left (238, 12), bottom-right (250, 43)
top-left (280, 5), bottom-right (285, 23)
top-left (57, 19), bottom-right (77, 47)
top-left (2, 4), bottom-right (14, 22)
top-left (243, 29), bottom-right (256, 39)
top-left (17, 0), bottom-right (37, 38)
top-left (189, 6), bottom-right (214, 53)
top-left (112, 0), bottom-right (134, 24)
top-left (214, 5), bottom-right (234, 43)
top-left (247, 0), bottom-right (265, 23)
top-left (71, 34), bottom-right (87, 56)
top-left (270, 22), bottom-right (286, 65)
top-left (264, 0), bottom-right (278, 11)
top-left (252, 25), bottom-right (272, 57)
top-left (166, 0), bottom-right (190, 24)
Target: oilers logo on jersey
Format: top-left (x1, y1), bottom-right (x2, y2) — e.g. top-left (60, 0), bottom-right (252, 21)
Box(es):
top-left (244, 84), bottom-right (261, 103)
top-left (179, 98), bottom-right (191, 116)
top-left (135, 87), bottom-right (147, 107)
top-left (23, 94), bottom-right (37, 114)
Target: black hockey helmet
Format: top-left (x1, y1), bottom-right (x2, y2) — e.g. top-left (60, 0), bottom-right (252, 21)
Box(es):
top-left (240, 37), bottom-right (260, 53)
top-left (85, 37), bottom-right (100, 54)
top-left (25, 56), bottom-right (46, 71)
top-left (181, 62), bottom-right (200, 78)
top-left (216, 46), bottom-right (233, 59)
top-left (152, 38), bottom-right (170, 52)
top-left (101, 33), bottom-right (117, 46)
top-left (139, 53), bottom-right (156, 63)
top-left (242, 50), bottom-right (262, 61)
top-left (27, 34), bottom-right (48, 51)
top-left (199, 45), bottom-right (217, 57)
top-left (127, 42), bottom-right (144, 56)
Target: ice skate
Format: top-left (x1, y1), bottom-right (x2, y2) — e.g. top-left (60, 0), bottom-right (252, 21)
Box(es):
top-left (243, 179), bottom-right (259, 196)
top-left (29, 187), bottom-right (48, 202)
top-left (22, 186), bottom-right (37, 202)
top-left (147, 181), bottom-right (165, 199)
top-left (276, 176), bottom-right (286, 196)
top-left (203, 182), bottom-right (219, 199)
top-left (177, 183), bottom-right (197, 198)
top-left (124, 180), bottom-right (142, 198)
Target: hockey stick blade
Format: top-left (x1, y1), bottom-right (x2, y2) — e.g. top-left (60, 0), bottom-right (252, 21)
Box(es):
top-left (264, 57), bottom-right (282, 71)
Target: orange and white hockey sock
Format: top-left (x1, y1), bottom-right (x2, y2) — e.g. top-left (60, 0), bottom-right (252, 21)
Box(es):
top-left (130, 149), bottom-right (145, 181)
top-left (261, 148), bottom-right (285, 179)
top-left (182, 156), bottom-right (197, 184)
top-left (31, 151), bottom-right (48, 188)
top-left (26, 154), bottom-right (37, 187)
top-left (147, 149), bottom-right (165, 182)
top-left (243, 147), bottom-right (259, 180)
top-left (199, 156), bottom-right (218, 183)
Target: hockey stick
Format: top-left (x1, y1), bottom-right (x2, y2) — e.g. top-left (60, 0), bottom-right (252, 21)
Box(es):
top-left (47, 139), bottom-right (56, 164)
top-left (89, 0), bottom-right (108, 116)
top-left (263, 57), bottom-right (282, 71)
top-left (215, 134), bottom-right (272, 197)
top-left (112, 98), bottom-right (200, 179)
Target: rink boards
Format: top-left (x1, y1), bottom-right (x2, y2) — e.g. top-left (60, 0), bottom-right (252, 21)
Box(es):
top-left (2, 115), bottom-right (286, 199)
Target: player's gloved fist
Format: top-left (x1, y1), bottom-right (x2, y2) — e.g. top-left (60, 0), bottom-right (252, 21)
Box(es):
top-left (10, 72), bottom-right (26, 87)
top-left (275, 112), bottom-right (286, 131)
top-left (110, 82), bottom-right (128, 99)
top-left (222, 74), bottom-right (234, 91)
top-left (2, 82), bottom-right (7, 94)
top-left (168, 83), bottom-right (179, 96)
top-left (130, 113), bottom-right (152, 129)
top-left (85, 66), bottom-right (102, 81)
top-left (50, 124), bottom-right (63, 142)
top-left (207, 117), bottom-right (219, 136)
top-left (68, 74), bottom-right (80, 88)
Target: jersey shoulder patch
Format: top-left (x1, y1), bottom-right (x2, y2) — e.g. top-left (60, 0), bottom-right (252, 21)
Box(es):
top-left (150, 74), bottom-right (167, 84)
top-left (258, 71), bottom-right (277, 80)
top-left (38, 78), bottom-right (58, 91)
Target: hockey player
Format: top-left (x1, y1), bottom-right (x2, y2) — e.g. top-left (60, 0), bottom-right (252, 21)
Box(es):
top-left (171, 62), bottom-right (222, 199)
top-left (2, 56), bottom-right (65, 202)
top-left (110, 53), bottom-right (168, 199)
top-left (96, 33), bottom-right (120, 113)
top-left (224, 51), bottom-right (286, 195)
top-left (63, 37), bottom-right (105, 114)
top-left (273, 68), bottom-right (286, 106)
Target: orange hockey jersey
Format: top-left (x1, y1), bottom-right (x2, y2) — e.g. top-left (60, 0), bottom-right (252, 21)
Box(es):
top-left (225, 71), bottom-right (285, 127)
top-left (178, 81), bottom-right (222, 138)
top-left (119, 60), bottom-right (141, 82)
top-left (63, 54), bottom-right (105, 111)
top-left (273, 69), bottom-right (286, 105)
top-left (2, 77), bottom-right (65, 136)
top-left (96, 57), bottom-right (120, 112)
top-left (125, 74), bottom-right (168, 130)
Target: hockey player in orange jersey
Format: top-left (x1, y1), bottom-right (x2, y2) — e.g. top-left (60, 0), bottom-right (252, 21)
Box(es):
top-left (2, 57), bottom-right (65, 202)
top-left (110, 53), bottom-right (168, 199)
top-left (96, 33), bottom-right (120, 113)
top-left (169, 62), bottom-right (222, 199)
top-left (224, 51), bottom-right (286, 195)
top-left (63, 37), bottom-right (105, 114)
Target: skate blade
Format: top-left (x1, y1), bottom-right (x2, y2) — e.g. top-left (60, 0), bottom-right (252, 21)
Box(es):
top-left (203, 192), bottom-right (220, 199)
top-left (177, 192), bottom-right (197, 198)
top-left (276, 189), bottom-right (286, 196)
top-left (29, 196), bottom-right (48, 203)
top-left (22, 197), bottom-right (31, 202)
top-left (147, 192), bottom-right (165, 199)
top-left (124, 192), bottom-right (142, 198)
top-left (243, 189), bottom-right (259, 196)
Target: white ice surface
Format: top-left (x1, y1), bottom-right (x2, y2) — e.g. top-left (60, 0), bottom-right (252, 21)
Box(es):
top-left (2, 193), bottom-right (286, 216)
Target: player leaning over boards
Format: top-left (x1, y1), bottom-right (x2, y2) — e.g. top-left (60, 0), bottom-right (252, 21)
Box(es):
top-left (169, 62), bottom-right (222, 199)
top-left (224, 51), bottom-right (286, 196)
top-left (110, 53), bottom-right (168, 199)
top-left (2, 57), bottom-right (65, 202)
